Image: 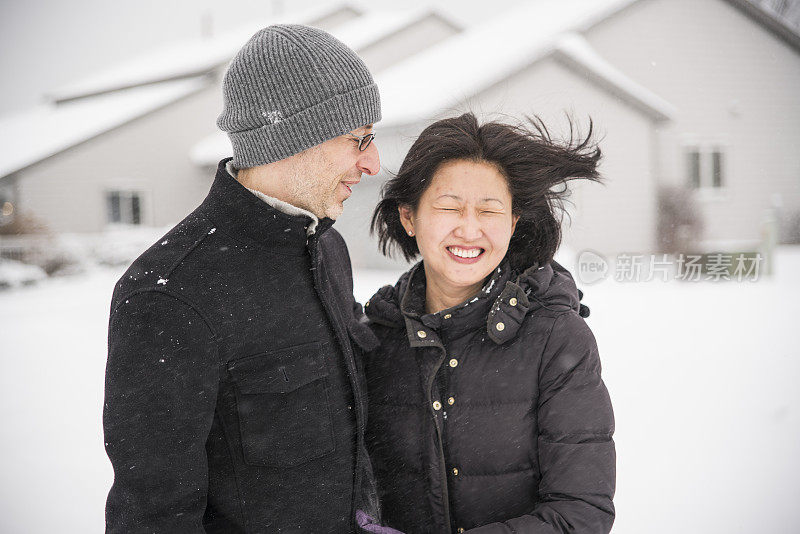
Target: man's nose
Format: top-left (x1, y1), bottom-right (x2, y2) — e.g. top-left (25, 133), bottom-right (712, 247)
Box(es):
top-left (356, 141), bottom-right (380, 176)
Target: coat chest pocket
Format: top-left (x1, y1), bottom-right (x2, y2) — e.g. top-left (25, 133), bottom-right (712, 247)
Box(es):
top-left (228, 341), bottom-right (335, 468)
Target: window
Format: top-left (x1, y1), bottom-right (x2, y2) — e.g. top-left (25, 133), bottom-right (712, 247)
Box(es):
top-left (106, 191), bottom-right (142, 225)
top-left (711, 151), bottom-right (724, 188)
top-left (684, 145), bottom-right (726, 190)
top-left (687, 150), bottom-right (701, 189)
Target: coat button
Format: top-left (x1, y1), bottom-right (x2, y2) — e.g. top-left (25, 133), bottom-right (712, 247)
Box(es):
top-left (452, 467), bottom-right (459, 476)
top-left (443, 313), bottom-right (452, 319)
top-left (447, 396), bottom-right (455, 405)
top-left (432, 400), bottom-right (442, 410)
top-left (449, 358), bottom-right (458, 368)
top-left (417, 330), bottom-right (427, 338)
top-left (365, 300), bottom-right (370, 307)
top-left (509, 297), bottom-right (517, 306)
top-left (457, 528), bottom-right (465, 533)
top-left (495, 322), bottom-right (505, 332)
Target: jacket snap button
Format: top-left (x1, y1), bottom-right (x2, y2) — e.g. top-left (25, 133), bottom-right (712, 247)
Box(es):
top-left (452, 467), bottom-right (459, 476)
top-left (443, 313), bottom-right (452, 319)
top-left (457, 528), bottom-right (465, 533)
top-left (447, 396), bottom-right (455, 405)
top-left (495, 322), bottom-right (505, 332)
top-left (365, 300), bottom-right (370, 307)
top-left (432, 400), bottom-right (442, 410)
top-left (449, 358), bottom-right (458, 368)
top-left (417, 330), bottom-right (427, 338)
top-left (509, 297), bottom-right (517, 306)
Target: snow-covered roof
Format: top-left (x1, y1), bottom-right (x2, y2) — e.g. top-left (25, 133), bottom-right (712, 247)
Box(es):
top-left (375, 0), bottom-right (669, 127)
top-left (329, 7), bottom-right (460, 51)
top-left (553, 33), bottom-right (676, 121)
top-left (46, 4), bottom-right (361, 103)
top-left (0, 77), bottom-right (209, 178)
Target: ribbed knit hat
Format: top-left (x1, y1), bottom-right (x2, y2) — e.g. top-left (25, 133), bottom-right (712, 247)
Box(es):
top-left (217, 24), bottom-right (381, 169)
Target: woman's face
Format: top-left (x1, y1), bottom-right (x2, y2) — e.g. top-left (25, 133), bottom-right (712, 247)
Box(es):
top-left (399, 159), bottom-right (519, 298)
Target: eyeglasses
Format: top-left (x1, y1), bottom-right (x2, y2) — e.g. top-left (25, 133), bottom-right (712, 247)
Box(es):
top-left (346, 131), bottom-right (375, 152)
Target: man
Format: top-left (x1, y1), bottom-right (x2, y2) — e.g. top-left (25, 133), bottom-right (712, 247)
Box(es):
top-left (104, 24), bottom-right (383, 533)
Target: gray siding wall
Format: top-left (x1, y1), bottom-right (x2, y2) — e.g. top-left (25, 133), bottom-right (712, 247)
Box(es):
top-left (584, 0), bottom-right (800, 244)
top-left (337, 55), bottom-right (657, 269)
top-left (15, 82), bottom-right (221, 233)
top-left (359, 14), bottom-right (461, 73)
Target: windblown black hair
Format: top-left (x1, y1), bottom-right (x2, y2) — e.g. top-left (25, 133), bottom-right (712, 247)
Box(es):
top-left (370, 112), bottom-right (604, 271)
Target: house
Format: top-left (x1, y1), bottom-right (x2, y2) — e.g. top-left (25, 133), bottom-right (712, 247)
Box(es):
top-left (333, 0), bottom-right (800, 268)
top-left (0, 3), bottom-right (460, 236)
top-left (1, 0), bottom-right (798, 274)
top-left (337, 0), bottom-right (674, 268)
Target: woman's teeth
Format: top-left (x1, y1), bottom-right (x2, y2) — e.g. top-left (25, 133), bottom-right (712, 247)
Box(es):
top-left (448, 246), bottom-right (483, 258)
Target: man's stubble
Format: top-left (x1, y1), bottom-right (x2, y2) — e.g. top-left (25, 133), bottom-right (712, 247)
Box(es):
top-left (287, 145), bottom-right (347, 220)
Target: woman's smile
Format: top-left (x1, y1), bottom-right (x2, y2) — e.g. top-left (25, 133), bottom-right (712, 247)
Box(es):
top-left (445, 245), bottom-right (485, 263)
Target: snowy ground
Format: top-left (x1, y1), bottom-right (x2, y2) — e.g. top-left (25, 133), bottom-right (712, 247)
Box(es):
top-left (0, 247), bottom-right (798, 533)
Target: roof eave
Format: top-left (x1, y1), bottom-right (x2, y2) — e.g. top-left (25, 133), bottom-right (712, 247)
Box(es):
top-left (723, 0), bottom-right (800, 54)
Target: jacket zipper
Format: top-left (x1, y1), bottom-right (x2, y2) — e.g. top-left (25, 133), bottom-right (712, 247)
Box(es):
top-left (426, 346), bottom-right (452, 532)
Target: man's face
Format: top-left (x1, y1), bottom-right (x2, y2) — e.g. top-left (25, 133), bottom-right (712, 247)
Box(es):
top-left (288, 125), bottom-right (380, 220)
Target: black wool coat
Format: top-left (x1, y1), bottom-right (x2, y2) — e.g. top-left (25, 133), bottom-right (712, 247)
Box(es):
top-left (362, 260), bottom-right (616, 534)
top-left (104, 158), bottom-right (379, 533)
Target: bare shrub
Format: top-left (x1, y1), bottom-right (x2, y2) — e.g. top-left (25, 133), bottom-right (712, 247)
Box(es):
top-left (0, 211), bottom-right (49, 236)
top-left (657, 185), bottom-right (704, 254)
top-left (782, 209), bottom-right (800, 244)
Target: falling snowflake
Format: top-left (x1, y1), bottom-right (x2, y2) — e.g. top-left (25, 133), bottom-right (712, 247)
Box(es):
top-left (262, 110), bottom-right (284, 124)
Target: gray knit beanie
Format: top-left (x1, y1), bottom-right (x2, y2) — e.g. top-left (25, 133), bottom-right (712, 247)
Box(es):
top-left (217, 24), bottom-right (381, 169)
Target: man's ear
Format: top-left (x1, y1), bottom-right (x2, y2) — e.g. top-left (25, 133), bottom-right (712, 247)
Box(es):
top-left (398, 205), bottom-right (415, 236)
top-left (511, 214), bottom-right (520, 235)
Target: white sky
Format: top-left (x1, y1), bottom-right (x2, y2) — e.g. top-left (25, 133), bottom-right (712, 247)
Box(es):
top-left (0, 0), bottom-right (524, 116)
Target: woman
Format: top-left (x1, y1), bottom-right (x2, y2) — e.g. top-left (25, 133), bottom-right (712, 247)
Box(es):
top-left (362, 112), bottom-right (615, 534)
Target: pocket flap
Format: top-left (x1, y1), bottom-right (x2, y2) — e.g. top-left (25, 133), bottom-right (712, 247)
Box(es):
top-left (228, 341), bottom-right (327, 394)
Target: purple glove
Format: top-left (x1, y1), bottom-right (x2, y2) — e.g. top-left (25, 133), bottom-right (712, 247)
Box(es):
top-left (356, 510), bottom-right (406, 534)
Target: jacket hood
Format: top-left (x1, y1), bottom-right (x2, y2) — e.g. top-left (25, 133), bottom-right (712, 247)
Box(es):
top-left (365, 258), bottom-right (589, 345)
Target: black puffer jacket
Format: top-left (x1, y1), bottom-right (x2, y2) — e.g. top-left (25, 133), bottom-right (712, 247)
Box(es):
top-left (363, 260), bottom-right (615, 534)
top-left (104, 158), bottom-right (379, 533)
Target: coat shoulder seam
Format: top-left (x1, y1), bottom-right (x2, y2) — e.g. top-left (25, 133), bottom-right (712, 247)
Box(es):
top-left (111, 287), bottom-right (218, 340)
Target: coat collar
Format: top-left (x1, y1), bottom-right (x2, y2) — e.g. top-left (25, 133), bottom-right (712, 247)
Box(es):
top-left (397, 261), bottom-right (512, 347)
top-left (200, 158), bottom-right (334, 254)
top-left (366, 258), bottom-right (587, 346)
